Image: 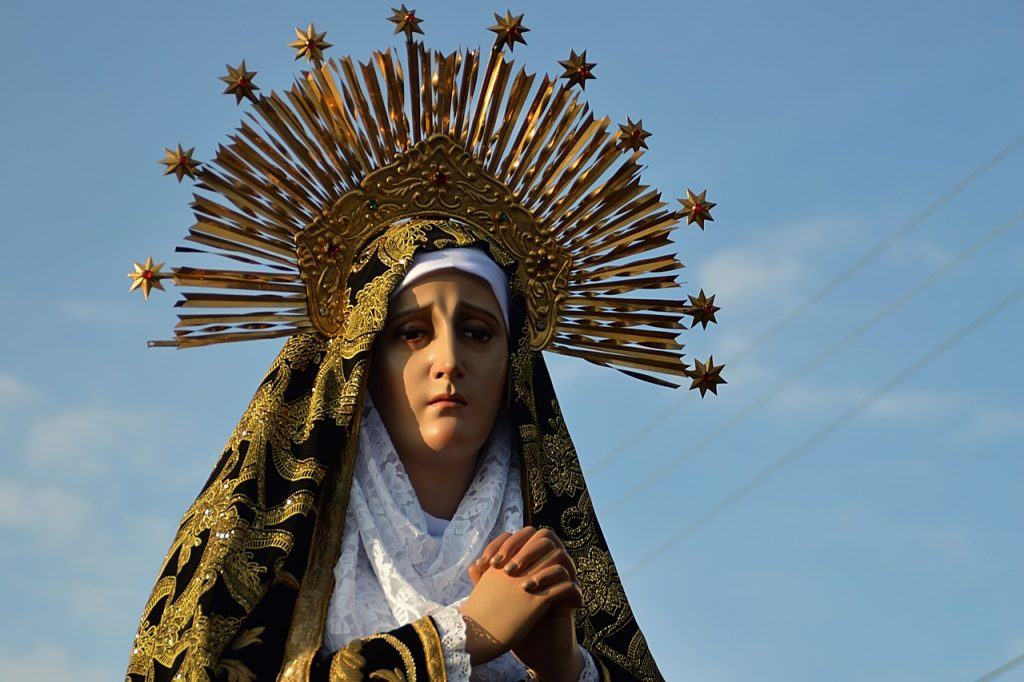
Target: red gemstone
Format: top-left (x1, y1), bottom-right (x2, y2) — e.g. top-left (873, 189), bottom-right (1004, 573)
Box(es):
top-left (178, 156), bottom-right (188, 165)
top-left (406, 12), bottom-right (415, 20)
top-left (579, 68), bottom-right (590, 78)
top-left (142, 270), bottom-right (153, 280)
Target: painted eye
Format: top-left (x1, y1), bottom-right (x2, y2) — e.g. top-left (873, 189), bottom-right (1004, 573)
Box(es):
top-left (398, 327), bottom-right (427, 341)
top-left (463, 326), bottom-right (493, 342)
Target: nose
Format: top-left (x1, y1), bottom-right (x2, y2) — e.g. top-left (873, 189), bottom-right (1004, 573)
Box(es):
top-left (431, 323), bottom-right (465, 381)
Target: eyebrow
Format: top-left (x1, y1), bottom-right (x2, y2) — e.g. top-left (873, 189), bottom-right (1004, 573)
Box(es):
top-left (390, 301), bottom-right (501, 328)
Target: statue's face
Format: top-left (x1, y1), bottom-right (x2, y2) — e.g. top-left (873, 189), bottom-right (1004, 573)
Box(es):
top-left (369, 269), bottom-right (508, 466)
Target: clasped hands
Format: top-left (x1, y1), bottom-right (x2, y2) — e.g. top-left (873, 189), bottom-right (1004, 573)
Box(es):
top-left (458, 526), bottom-right (585, 681)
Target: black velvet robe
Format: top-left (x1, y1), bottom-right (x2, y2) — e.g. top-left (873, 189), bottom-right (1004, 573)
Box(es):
top-left (127, 220), bottom-right (664, 681)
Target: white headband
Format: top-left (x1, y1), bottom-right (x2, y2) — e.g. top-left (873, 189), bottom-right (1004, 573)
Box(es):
top-left (390, 247), bottom-right (510, 331)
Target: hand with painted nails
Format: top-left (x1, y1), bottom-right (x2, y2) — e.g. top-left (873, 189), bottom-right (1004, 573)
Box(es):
top-left (466, 526), bottom-right (585, 681)
top-left (457, 527), bottom-right (581, 667)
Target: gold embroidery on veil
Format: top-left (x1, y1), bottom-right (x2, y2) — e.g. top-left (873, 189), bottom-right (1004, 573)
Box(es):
top-left (126, 6), bottom-right (726, 677)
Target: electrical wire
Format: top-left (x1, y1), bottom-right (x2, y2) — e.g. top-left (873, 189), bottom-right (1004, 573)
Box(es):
top-left (606, 206), bottom-right (1024, 512)
top-left (976, 651), bottom-right (1024, 681)
top-left (623, 281), bottom-right (1024, 576)
top-left (591, 131), bottom-right (1024, 475)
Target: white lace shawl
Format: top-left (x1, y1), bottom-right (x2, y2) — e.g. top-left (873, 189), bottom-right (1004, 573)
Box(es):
top-left (322, 395), bottom-right (598, 681)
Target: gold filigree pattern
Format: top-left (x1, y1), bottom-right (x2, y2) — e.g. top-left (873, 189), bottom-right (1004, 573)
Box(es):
top-left (330, 638), bottom-right (367, 680)
top-left (541, 401), bottom-right (586, 498)
top-left (510, 334), bottom-right (547, 515)
top-left (560, 491), bottom-right (600, 551)
top-left (301, 136), bottom-right (570, 351)
top-left (363, 634), bottom-right (415, 680)
top-left (127, 328), bottom-right (368, 681)
top-left (411, 618), bottom-right (446, 682)
top-left (596, 629), bottom-right (663, 682)
top-left (577, 546), bottom-right (629, 624)
top-left (130, 222), bottom-right (665, 681)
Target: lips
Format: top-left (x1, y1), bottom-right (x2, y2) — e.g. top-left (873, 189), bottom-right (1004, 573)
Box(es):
top-left (428, 392), bottom-right (467, 406)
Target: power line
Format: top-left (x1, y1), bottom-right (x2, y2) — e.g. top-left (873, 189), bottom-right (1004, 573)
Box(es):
top-left (976, 651), bottom-right (1024, 681)
top-left (591, 131), bottom-right (1024, 475)
top-left (605, 206), bottom-right (1024, 512)
top-left (622, 281), bottom-right (1024, 576)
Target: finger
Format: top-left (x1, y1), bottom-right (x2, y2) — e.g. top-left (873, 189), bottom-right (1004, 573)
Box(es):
top-left (479, 531), bottom-right (511, 566)
top-left (536, 522), bottom-right (577, 577)
top-left (511, 527), bottom-right (576, 580)
top-left (520, 545), bottom-right (577, 582)
top-left (477, 528), bottom-right (516, 569)
top-left (545, 581), bottom-right (584, 610)
top-left (527, 574), bottom-right (583, 610)
top-left (466, 560), bottom-right (484, 585)
top-left (521, 564), bottom-right (572, 593)
top-left (491, 526), bottom-right (537, 568)
top-left (502, 536), bottom-right (556, 576)
top-left (532, 540), bottom-right (581, 577)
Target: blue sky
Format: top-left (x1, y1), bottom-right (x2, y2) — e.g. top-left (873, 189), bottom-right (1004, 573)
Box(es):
top-left (1, 1), bottom-right (1022, 680)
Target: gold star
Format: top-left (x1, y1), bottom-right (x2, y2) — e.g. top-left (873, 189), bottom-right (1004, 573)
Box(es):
top-left (685, 289), bottom-right (720, 329)
top-left (127, 256), bottom-right (171, 300)
top-left (679, 188), bottom-right (716, 229)
top-left (159, 143), bottom-right (201, 182)
top-left (289, 23), bottom-right (332, 64)
top-left (220, 60), bottom-right (259, 105)
top-left (488, 11), bottom-right (529, 52)
top-left (388, 5), bottom-right (424, 40)
top-left (558, 49), bottom-right (596, 90)
top-left (617, 117), bottom-right (652, 152)
top-left (687, 355), bottom-right (726, 397)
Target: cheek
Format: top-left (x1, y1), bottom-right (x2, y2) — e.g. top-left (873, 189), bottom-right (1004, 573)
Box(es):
top-left (371, 344), bottom-right (417, 407)
top-left (487, 354), bottom-right (509, 403)
top-left (466, 348), bottom-right (508, 424)
top-left (399, 352), bottom-right (427, 400)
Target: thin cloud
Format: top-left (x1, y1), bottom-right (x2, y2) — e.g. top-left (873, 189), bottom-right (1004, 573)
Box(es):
top-left (59, 298), bottom-right (134, 325)
top-left (762, 376), bottom-right (960, 423)
top-left (0, 479), bottom-right (93, 537)
top-left (0, 643), bottom-right (107, 682)
top-left (697, 218), bottom-right (846, 317)
top-left (23, 403), bottom-right (159, 476)
top-left (0, 370), bottom-right (40, 415)
top-left (820, 504), bottom-right (983, 568)
top-left (889, 234), bottom-right (956, 269)
top-left (952, 406), bottom-right (1024, 443)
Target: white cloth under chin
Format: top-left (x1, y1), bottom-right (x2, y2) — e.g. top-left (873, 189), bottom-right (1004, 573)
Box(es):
top-left (323, 395), bottom-right (598, 681)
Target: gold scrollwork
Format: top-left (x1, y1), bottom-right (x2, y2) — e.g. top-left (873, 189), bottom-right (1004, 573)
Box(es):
top-left (297, 134), bottom-right (570, 351)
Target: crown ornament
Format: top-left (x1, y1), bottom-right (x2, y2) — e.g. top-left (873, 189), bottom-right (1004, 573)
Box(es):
top-left (129, 8), bottom-right (724, 391)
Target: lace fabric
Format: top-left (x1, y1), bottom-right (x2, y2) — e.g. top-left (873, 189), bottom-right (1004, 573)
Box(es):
top-left (430, 604), bottom-right (472, 680)
top-left (323, 395), bottom-right (597, 681)
top-left (324, 394), bottom-right (527, 680)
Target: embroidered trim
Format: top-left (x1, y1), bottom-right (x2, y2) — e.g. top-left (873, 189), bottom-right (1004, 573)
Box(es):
top-left (412, 616), bottom-right (447, 682)
top-left (361, 633), bottom-right (417, 681)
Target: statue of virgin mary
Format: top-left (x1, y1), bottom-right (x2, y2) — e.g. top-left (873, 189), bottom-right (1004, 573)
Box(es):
top-left (125, 10), bottom-right (723, 681)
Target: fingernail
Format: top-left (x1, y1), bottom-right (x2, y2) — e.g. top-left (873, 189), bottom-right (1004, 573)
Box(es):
top-left (504, 562), bottom-right (518, 574)
top-left (490, 553), bottom-right (504, 566)
top-left (523, 579), bottom-right (537, 591)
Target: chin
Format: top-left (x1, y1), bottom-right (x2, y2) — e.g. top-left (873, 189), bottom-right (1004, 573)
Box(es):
top-left (420, 419), bottom-right (482, 456)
